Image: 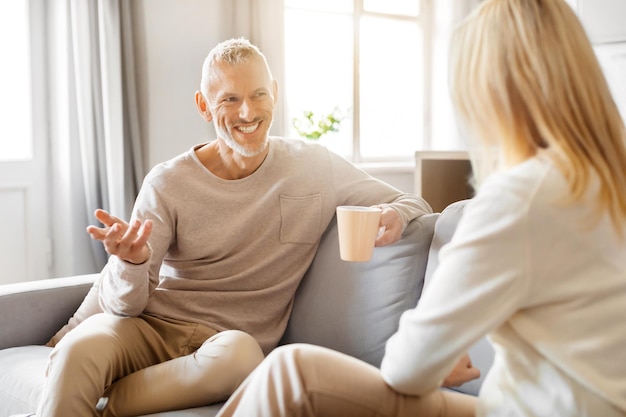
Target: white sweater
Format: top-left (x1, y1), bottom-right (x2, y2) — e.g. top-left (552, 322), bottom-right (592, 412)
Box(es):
top-left (381, 155), bottom-right (626, 416)
top-left (98, 138), bottom-right (431, 354)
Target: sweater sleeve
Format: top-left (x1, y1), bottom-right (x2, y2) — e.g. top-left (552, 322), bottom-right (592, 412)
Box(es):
top-left (98, 174), bottom-right (174, 317)
top-left (380, 182), bottom-right (531, 395)
top-left (328, 150), bottom-right (432, 228)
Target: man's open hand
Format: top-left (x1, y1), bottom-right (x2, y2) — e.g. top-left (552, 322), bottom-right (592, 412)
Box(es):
top-left (86, 209), bottom-right (153, 265)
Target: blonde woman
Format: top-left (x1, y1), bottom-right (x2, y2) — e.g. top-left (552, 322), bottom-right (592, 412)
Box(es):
top-left (216, 0), bottom-right (626, 416)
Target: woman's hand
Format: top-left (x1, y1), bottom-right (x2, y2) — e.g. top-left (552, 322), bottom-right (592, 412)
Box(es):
top-left (442, 353), bottom-right (481, 388)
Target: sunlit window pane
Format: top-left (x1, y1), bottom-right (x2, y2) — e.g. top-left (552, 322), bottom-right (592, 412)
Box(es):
top-left (284, 8), bottom-right (354, 157)
top-left (363, 0), bottom-right (420, 17)
top-left (359, 17), bottom-right (422, 159)
top-left (284, 0), bottom-right (353, 14)
top-left (284, 1), bottom-right (424, 161)
top-left (0, 0), bottom-right (32, 161)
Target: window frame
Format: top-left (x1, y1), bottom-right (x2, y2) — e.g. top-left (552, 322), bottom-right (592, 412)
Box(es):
top-left (283, 0), bottom-right (434, 163)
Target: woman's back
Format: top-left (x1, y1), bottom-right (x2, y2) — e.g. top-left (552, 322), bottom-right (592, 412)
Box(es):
top-left (464, 155), bottom-right (626, 416)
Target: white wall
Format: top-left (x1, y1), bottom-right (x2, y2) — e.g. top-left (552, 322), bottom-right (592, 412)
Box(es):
top-left (132, 0), bottom-right (220, 170)
top-left (566, 0), bottom-right (626, 43)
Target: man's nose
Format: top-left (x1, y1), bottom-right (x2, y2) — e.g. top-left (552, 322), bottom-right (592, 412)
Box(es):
top-left (239, 98), bottom-right (254, 119)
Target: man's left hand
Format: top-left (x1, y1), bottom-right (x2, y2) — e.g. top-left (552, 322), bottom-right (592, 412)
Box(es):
top-left (373, 206), bottom-right (403, 247)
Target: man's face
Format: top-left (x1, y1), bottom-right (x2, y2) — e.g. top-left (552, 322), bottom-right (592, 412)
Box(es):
top-left (205, 57), bottom-right (277, 157)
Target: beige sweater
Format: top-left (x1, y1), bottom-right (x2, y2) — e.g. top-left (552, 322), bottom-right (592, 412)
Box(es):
top-left (99, 138), bottom-right (431, 354)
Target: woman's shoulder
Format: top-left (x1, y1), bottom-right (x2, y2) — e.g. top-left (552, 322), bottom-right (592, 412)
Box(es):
top-left (479, 156), bottom-right (563, 203)
top-left (463, 156), bottom-right (566, 226)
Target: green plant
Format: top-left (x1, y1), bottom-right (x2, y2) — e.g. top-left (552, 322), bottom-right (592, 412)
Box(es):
top-left (292, 108), bottom-right (345, 140)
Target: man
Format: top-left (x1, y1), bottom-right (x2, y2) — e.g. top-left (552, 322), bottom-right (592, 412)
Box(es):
top-left (25, 38), bottom-right (433, 417)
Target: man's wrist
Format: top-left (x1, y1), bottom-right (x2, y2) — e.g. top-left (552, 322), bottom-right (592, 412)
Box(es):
top-left (124, 246), bottom-right (151, 265)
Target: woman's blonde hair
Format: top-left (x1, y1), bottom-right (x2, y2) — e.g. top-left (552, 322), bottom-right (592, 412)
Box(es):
top-left (450, 0), bottom-right (626, 228)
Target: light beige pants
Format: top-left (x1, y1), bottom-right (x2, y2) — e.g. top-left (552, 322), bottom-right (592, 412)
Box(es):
top-left (217, 343), bottom-right (477, 417)
top-left (37, 313), bottom-right (264, 417)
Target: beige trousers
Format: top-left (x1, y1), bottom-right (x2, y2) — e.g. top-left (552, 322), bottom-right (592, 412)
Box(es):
top-left (217, 343), bottom-right (477, 417)
top-left (37, 313), bottom-right (264, 417)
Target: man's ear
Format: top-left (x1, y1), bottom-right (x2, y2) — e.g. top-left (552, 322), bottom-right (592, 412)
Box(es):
top-left (195, 91), bottom-right (213, 122)
top-left (272, 80), bottom-right (279, 105)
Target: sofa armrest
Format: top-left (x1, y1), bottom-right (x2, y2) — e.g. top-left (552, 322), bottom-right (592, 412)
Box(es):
top-left (0, 274), bottom-right (98, 349)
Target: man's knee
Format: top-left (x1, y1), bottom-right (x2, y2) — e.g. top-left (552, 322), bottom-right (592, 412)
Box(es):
top-left (49, 314), bottom-right (136, 371)
top-left (270, 343), bottom-right (320, 366)
top-left (197, 330), bottom-right (264, 371)
top-left (52, 314), bottom-right (105, 355)
top-left (194, 330), bottom-right (264, 392)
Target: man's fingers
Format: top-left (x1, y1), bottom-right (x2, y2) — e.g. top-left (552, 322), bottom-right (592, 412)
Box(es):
top-left (375, 223), bottom-right (401, 247)
top-left (87, 209), bottom-right (152, 263)
top-left (134, 220), bottom-right (153, 247)
top-left (94, 209), bottom-right (113, 225)
top-left (94, 209), bottom-right (127, 229)
top-left (86, 225), bottom-right (106, 240)
top-left (122, 220), bottom-right (141, 241)
top-left (103, 223), bottom-right (124, 248)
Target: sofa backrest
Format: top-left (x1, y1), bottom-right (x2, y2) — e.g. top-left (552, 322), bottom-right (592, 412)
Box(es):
top-left (280, 213), bottom-right (439, 367)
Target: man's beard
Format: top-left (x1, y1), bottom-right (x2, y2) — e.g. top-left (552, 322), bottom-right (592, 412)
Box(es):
top-left (216, 123), bottom-right (270, 157)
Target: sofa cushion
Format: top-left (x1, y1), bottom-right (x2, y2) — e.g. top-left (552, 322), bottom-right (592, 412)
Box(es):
top-left (0, 345), bottom-right (50, 415)
top-left (280, 213), bottom-right (439, 367)
top-left (424, 199), bottom-right (495, 396)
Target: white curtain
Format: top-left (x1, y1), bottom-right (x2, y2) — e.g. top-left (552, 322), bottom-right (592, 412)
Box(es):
top-left (47, 0), bottom-right (144, 274)
top-left (429, 0), bottom-right (482, 150)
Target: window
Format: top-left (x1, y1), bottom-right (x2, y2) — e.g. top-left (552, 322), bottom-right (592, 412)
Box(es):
top-left (0, 0), bottom-right (50, 283)
top-left (0, 0), bottom-right (33, 161)
top-left (284, 0), bottom-right (428, 162)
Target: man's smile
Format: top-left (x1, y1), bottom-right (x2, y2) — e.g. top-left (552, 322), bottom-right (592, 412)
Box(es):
top-left (237, 122), bottom-right (260, 134)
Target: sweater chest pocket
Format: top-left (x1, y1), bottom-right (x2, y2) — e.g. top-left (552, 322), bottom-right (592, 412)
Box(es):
top-left (279, 194), bottom-right (322, 244)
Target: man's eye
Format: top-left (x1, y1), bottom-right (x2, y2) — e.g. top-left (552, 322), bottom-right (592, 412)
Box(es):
top-left (224, 97), bottom-right (238, 103)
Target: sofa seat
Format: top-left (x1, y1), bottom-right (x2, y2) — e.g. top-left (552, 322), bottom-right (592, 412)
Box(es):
top-left (0, 344), bottom-right (224, 417)
top-left (0, 346), bottom-right (49, 415)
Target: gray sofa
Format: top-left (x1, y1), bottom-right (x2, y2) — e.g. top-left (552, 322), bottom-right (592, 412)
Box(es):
top-left (0, 199), bottom-right (494, 417)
